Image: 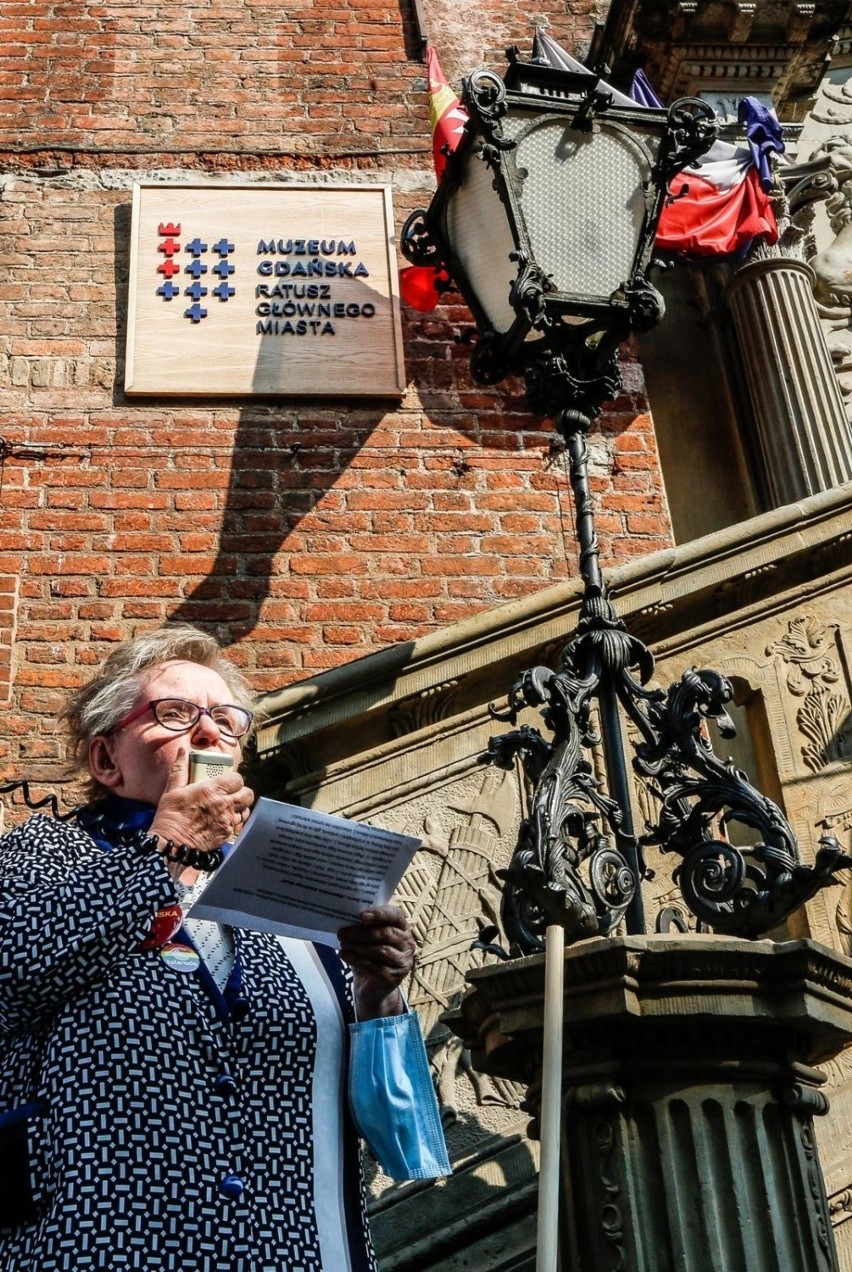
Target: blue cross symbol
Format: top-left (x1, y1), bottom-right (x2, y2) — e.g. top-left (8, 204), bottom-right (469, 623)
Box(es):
top-left (185, 259), bottom-right (208, 278)
top-left (186, 280), bottom-right (208, 301)
top-left (157, 281), bottom-right (180, 300)
top-left (185, 303), bottom-right (207, 323)
top-left (185, 237), bottom-right (208, 256)
top-left (212, 259), bottom-right (235, 278)
top-left (213, 282), bottom-right (235, 301)
top-left (212, 238), bottom-right (235, 256)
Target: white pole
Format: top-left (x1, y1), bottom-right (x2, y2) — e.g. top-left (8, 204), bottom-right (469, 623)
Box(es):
top-left (536, 922), bottom-right (565, 1272)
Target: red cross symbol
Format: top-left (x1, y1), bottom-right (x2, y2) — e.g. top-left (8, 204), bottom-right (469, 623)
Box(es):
top-left (158, 238), bottom-right (181, 256)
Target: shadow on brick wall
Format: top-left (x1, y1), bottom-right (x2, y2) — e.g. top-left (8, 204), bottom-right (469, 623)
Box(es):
top-left (111, 203), bottom-right (573, 678)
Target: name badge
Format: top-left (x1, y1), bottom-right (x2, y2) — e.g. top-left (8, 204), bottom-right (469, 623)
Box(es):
top-left (160, 943), bottom-right (201, 974)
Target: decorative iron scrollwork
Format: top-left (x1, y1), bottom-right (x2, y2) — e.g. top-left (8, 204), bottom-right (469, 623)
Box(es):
top-left (461, 70), bottom-right (513, 171)
top-left (571, 86), bottom-right (615, 134)
top-left (470, 330), bottom-right (507, 385)
top-left (522, 348), bottom-right (624, 423)
top-left (625, 667), bottom-right (852, 937)
top-left (400, 208), bottom-right (443, 267)
top-left (659, 98), bottom-right (719, 183)
top-left (463, 69), bottom-right (509, 136)
top-left (614, 277), bottom-right (666, 332)
top-left (482, 631), bottom-right (852, 952)
top-left (484, 612), bottom-right (641, 952)
top-left (509, 249), bottom-right (554, 330)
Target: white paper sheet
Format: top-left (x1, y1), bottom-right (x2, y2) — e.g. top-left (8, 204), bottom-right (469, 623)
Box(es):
top-left (187, 797), bottom-right (421, 946)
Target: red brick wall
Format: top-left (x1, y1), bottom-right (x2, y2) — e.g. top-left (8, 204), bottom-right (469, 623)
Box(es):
top-left (0, 0), bottom-right (673, 791)
top-left (0, 576), bottom-right (18, 707)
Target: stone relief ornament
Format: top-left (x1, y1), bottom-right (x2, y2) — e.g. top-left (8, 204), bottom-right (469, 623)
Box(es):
top-left (812, 75), bottom-right (852, 130)
top-left (829, 1186), bottom-right (852, 1227)
top-left (767, 615), bottom-right (852, 771)
top-left (388, 679), bottom-right (462, 737)
top-left (394, 767), bottom-right (524, 1122)
top-left (835, 879), bottom-right (852, 958)
top-left (817, 777), bottom-right (852, 960)
top-left (713, 563), bottom-right (778, 616)
top-left (808, 136), bottom-right (852, 422)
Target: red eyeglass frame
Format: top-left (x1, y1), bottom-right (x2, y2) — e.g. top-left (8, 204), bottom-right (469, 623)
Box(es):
top-left (104, 698), bottom-right (253, 739)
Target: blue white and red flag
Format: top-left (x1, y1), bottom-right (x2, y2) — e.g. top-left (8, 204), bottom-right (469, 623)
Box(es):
top-left (640, 85), bottom-right (784, 260)
top-left (533, 31), bottom-right (782, 259)
top-left (655, 139), bottom-right (779, 258)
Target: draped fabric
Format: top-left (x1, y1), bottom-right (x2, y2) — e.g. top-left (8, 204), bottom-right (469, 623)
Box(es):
top-left (655, 149), bottom-right (779, 258)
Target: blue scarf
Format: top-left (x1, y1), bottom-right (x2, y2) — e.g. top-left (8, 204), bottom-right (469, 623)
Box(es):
top-left (77, 795), bottom-right (156, 852)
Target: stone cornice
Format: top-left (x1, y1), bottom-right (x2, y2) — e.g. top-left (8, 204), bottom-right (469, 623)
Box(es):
top-left (254, 482), bottom-right (852, 759)
top-left (446, 935), bottom-right (852, 1080)
top-left (588, 0), bottom-right (848, 119)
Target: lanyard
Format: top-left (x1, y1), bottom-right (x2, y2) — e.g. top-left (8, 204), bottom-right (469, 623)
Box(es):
top-left (79, 796), bottom-right (247, 1023)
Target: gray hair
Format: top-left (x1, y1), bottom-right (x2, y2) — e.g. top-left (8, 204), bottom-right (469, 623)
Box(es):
top-left (61, 624), bottom-right (258, 799)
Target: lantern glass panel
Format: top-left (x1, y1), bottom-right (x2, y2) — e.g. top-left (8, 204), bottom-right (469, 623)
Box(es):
top-left (513, 118), bottom-right (658, 302)
top-left (445, 146), bottom-right (518, 335)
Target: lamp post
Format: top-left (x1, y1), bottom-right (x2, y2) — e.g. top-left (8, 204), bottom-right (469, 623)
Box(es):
top-left (402, 42), bottom-right (852, 953)
top-left (403, 42), bottom-right (852, 1272)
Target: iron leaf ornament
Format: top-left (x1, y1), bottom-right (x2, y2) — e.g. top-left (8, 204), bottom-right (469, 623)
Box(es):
top-left (485, 605), bottom-right (646, 952)
top-left (484, 646), bottom-right (852, 955)
top-left (627, 667), bottom-right (852, 937)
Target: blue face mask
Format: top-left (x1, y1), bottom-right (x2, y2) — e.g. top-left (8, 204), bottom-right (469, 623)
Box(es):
top-left (348, 1011), bottom-right (451, 1180)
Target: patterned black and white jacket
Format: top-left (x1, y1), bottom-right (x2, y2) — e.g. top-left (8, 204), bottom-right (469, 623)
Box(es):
top-left (0, 813), bottom-right (377, 1271)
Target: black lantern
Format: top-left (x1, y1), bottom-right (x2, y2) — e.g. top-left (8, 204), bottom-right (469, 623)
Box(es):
top-left (402, 45), bottom-right (852, 948)
top-left (403, 47), bottom-right (715, 408)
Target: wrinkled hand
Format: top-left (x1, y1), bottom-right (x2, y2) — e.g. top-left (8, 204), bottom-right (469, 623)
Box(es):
top-left (148, 749), bottom-right (254, 878)
top-left (337, 904), bottom-right (415, 1019)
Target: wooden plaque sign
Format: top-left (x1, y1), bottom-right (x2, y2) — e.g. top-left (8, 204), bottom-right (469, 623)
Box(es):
top-left (125, 183), bottom-right (405, 397)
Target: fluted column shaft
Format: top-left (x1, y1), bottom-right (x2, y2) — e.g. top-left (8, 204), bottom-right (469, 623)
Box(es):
top-left (560, 1054), bottom-right (834, 1271)
top-left (726, 258), bottom-right (852, 505)
top-left (449, 936), bottom-right (852, 1272)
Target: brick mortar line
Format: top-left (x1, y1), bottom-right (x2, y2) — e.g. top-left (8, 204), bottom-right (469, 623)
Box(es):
top-left (0, 445), bottom-right (554, 456)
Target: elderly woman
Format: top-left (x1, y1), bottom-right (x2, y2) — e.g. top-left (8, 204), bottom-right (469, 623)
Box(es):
top-left (0, 625), bottom-right (447, 1271)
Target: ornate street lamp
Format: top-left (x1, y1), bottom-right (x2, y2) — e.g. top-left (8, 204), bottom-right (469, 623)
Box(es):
top-left (404, 44), bottom-right (852, 1272)
top-left (402, 44), bottom-right (852, 950)
top-left (406, 50), bottom-right (693, 395)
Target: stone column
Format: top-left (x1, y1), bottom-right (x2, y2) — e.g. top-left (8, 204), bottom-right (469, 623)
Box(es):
top-left (447, 936), bottom-right (852, 1272)
top-left (726, 258), bottom-right (852, 504)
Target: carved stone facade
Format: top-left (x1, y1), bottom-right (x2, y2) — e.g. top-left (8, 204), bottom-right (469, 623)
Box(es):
top-left (800, 26), bottom-right (852, 434)
top-left (253, 483), bottom-right (852, 1269)
top-left (589, 2), bottom-right (849, 124)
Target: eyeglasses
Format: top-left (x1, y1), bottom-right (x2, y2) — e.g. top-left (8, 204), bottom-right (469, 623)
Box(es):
top-left (106, 697), bottom-right (254, 740)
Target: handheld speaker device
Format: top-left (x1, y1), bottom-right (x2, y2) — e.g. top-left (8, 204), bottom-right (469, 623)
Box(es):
top-left (188, 751), bottom-right (235, 784)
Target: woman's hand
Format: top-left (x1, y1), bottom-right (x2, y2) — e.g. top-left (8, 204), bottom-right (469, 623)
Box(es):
top-left (337, 904), bottom-right (416, 1020)
top-left (148, 750), bottom-right (253, 877)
